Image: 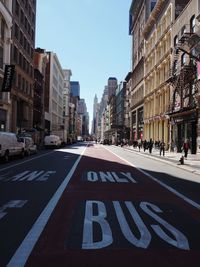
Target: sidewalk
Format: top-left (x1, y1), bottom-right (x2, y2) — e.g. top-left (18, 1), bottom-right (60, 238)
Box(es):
top-left (122, 145), bottom-right (200, 176)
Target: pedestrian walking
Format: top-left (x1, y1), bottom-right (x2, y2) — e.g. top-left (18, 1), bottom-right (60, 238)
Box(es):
top-left (143, 139), bottom-right (147, 152)
top-left (183, 139), bottom-right (190, 158)
top-left (149, 138), bottom-right (153, 154)
top-left (138, 139), bottom-right (142, 152)
top-left (160, 140), bottom-right (165, 156)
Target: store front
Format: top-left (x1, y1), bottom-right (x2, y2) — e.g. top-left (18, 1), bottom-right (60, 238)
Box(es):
top-left (171, 109), bottom-right (197, 154)
top-left (0, 109), bottom-right (7, 131)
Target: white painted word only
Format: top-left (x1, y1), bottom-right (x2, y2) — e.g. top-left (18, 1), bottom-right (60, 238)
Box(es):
top-left (87, 171), bottom-right (137, 183)
top-left (82, 200), bottom-right (189, 250)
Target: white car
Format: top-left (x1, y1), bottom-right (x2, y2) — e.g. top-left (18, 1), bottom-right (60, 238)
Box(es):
top-left (18, 136), bottom-right (37, 156)
top-left (0, 132), bottom-right (25, 162)
top-left (44, 135), bottom-right (61, 148)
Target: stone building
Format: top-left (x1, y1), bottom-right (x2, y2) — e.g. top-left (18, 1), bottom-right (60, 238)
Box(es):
top-left (168, 0), bottom-right (200, 153)
top-left (11, 0), bottom-right (36, 133)
top-left (0, 0), bottom-right (12, 131)
top-left (63, 69), bottom-right (72, 141)
top-left (44, 52), bottom-right (64, 135)
top-left (129, 0), bottom-right (156, 142)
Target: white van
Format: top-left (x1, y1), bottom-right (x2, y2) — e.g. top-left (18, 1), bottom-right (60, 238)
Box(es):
top-left (44, 135), bottom-right (61, 148)
top-left (18, 136), bottom-right (37, 155)
top-left (0, 132), bottom-right (25, 162)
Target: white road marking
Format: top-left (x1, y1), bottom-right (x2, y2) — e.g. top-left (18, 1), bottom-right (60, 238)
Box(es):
top-left (0, 151), bottom-right (55, 173)
top-left (104, 146), bottom-right (200, 210)
top-left (0, 200), bottom-right (27, 220)
top-left (86, 171), bottom-right (137, 183)
top-left (7, 145), bottom-right (87, 267)
top-left (82, 200), bottom-right (189, 250)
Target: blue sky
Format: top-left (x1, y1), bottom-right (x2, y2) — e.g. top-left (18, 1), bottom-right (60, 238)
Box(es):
top-left (36, 0), bottom-right (132, 128)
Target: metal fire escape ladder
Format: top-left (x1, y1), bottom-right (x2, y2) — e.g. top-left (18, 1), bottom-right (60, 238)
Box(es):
top-left (169, 27), bottom-right (200, 112)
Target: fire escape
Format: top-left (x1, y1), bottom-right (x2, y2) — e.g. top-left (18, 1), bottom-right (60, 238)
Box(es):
top-left (169, 29), bottom-right (199, 112)
top-left (167, 23), bottom-right (200, 153)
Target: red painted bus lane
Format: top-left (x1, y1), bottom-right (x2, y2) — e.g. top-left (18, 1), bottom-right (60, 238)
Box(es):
top-left (25, 144), bottom-right (200, 267)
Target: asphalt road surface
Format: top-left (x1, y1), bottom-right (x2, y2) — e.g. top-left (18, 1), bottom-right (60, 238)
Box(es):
top-left (1, 142), bottom-right (200, 267)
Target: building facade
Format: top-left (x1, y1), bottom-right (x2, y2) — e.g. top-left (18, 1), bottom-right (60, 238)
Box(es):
top-left (108, 77), bottom-right (117, 100)
top-left (33, 48), bottom-right (48, 144)
top-left (129, 0), bottom-right (156, 142)
top-left (63, 69), bottom-right (72, 141)
top-left (168, 0), bottom-right (200, 153)
top-left (91, 94), bottom-right (98, 136)
top-left (11, 0), bottom-right (36, 133)
top-left (70, 81), bottom-right (80, 98)
top-left (0, 0), bottom-right (12, 131)
top-left (143, 0), bottom-right (173, 147)
top-left (44, 52), bottom-right (64, 134)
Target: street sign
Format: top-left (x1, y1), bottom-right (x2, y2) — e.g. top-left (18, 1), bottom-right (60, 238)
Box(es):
top-left (1, 64), bottom-right (15, 92)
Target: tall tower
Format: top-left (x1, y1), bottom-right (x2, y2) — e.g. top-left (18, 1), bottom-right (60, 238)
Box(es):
top-left (91, 94), bottom-right (98, 136)
top-left (108, 77), bottom-right (117, 100)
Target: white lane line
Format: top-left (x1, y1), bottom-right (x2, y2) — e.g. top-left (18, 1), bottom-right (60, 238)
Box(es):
top-left (0, 151), bottom-right (55, 173)
top-left (104, 146), bottom-right (200, 211)
top-left (7, 145), bottom-right (88, 267)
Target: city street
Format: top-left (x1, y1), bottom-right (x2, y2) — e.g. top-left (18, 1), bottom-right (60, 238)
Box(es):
top-left (1, 142), bottom-right (200, 267)
top-left (0, 144), bottom-right (86, 267)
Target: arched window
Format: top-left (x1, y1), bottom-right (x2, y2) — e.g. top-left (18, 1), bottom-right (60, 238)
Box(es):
top-left (174, 60), bottom-right (178, 71)
top-left (174, 35), bottom-right (178, 46)
top-left (181, 53), bottom-right (186, 65)
top-left (181, 25), bottom-right (186, 35)
top-left (190, 15), bottom-right (195, 33)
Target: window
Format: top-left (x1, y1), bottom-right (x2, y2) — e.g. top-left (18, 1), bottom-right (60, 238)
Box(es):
top-left (190, 15), bottom-right (195, 33)
top-left (14, 23), bottom-right (19, 39)
top-left (20, 31), bottom-right (23, 46)
top-left (23, 57), bottom-right (26, 70)
top-left (13, 46), bottom-right (18, 63)
top-left (25, 0), bottom-right (28, 9)
top-left (174, 60), bottom-right (178, 71)
top-left (181, 25), bottom-right (186, 35)
top-left (150, 1), bottom-right (156, 12)
top-left (20, 10), bottom-right (24, 24)
top-left (174, 35), bottom-right (178, 46)
top-left (28, 23), bottom-right (31, 35)
top-left (1, 20), bottom-right (5, 40)
top-left (181, 53), bottom-right (186, 65)
top-left (18, 74), bottom-right (21, 89)
top-left (22, 77), bottom-right (25, 91)
top-left (31, 47), bottom-right (33, 59)
top-left (19, 52), bottom-right (22, 67)
top-left (0, 46), bottom-right (3, 69)
top-left (24, 36), bottom-right (26, 50)
top-left (25, 81), bottom-right (28, 94)
top-left (32, 12), bottom-right (35, 23)
top-left (25, 17), bottom-right (27, 30)
top-left (15, 1), bottom-right (19, 16)
top-left (31, 29), bottom-right (34, 41)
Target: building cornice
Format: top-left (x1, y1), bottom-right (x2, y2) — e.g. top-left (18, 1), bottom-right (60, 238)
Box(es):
top-left (143, 0), bottom-right (167, 39)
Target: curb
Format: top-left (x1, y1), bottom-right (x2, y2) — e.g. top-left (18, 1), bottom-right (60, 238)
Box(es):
top-left (120, 146), bottom-right (200, 176)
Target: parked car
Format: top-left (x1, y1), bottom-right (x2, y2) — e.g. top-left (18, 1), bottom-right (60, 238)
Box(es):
top-left (44, 135), bottom-right (61, 148)
top-left (0, 132), bottom-right (25, 162)
top-left (18, 136), bottom-right (37, 155)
